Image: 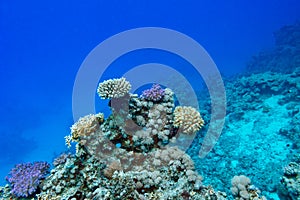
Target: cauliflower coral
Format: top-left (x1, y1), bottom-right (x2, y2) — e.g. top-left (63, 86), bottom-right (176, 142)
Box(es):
top-left (173, 106), bottom-right (204, 134)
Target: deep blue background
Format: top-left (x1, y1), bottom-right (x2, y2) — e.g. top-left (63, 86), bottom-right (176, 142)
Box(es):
top-left (1, 0), bottom-right (300, 184)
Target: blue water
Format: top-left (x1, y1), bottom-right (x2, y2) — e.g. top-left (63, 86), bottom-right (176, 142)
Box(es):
top-left (1, 0), bottom-right (300, 195)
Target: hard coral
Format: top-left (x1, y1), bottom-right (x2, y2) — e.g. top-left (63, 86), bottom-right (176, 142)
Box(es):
top-left (65, 113), bottom-right (104, 148)
top-left (173, 106), bottom-right (204, 134)
top-left (279, 161), bottom-right (300, 199)
top-left (97, 77), bottom-right (131, 99)
top-left (231, 175), bottom-right (266, 200)
top-left (53, 152), bottom-right (73, 167)
top-left (6, 161), bottom-right (50, 198)
top-left (141, 84), bottom-right (165, 102)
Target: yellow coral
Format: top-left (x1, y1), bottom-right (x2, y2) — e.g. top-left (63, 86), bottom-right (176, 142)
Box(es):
top-left (71, 114), bottom-right (102, 140)
top-left (173, 106), bottom-right (204, 134)
top-left (64, 113), bottom-right (104, 148)
top-left (97, 77), bottom-right (131, 99)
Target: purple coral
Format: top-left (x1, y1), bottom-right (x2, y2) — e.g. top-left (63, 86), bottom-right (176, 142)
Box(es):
top-left (141, 84), bottom-right (165, 102)
top-left (6, 161), bottom-right (50, 197)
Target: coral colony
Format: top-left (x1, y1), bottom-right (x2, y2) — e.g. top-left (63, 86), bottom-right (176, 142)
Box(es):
top-left (5, 162), bottom-right (50, 198)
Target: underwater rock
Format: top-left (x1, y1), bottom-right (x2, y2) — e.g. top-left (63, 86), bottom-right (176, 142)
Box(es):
top-left (247, 21), bottom-right (300, 73)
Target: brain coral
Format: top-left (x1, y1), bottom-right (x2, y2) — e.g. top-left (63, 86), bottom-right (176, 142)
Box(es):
top-left (97, 77), bottom-right (131, 99)
top-left (173, 106), bottom-right (204, 134)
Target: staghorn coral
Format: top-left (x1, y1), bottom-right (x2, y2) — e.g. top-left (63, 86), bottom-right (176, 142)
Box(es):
top-left (97, 77), bottom-right (131, 99)
top-left (173, 106), bottom-right (204, 134)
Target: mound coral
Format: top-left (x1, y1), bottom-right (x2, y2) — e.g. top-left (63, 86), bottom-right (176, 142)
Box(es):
top-left (173, 106), bottom-right (204, 134)
top-left (6, 162), bottom-right (50, 198)
top-left (97, 77), bottom-right (131, 99)
top-left (141, 84), bottom-right (165, 102)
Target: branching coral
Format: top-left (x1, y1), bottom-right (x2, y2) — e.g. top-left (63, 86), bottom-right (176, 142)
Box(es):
top-left (6, 162), bottom-right (50, 198)
top-left (173, 106), bottom-right (204, 134)
top-left (97, 77), bottom-right (131, 99)
top-left (141, 84), bottom-right (165, 102)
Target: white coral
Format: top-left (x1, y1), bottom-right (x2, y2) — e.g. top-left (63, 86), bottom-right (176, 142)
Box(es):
top-left (173, 106), bottom-right (204, 134)
top-left (97, 77), bottom-right (131, 99)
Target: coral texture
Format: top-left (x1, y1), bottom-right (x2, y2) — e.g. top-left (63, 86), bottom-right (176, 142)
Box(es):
top-left (6, 162), bottom-right (50, 198)
top-left (141, 84), bottom-right (165, 102)
top-left (97, 77), bottom-right (131, 99)
top-left (173, 106), bottom-right (204, 134)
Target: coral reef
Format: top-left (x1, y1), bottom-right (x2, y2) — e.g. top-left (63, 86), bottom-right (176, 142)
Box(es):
top-left (1, 78), bottom-right (227, 199)
top-left (34, 144), bottom-right (228, 200)
top-left (5, 162), bottom-right (50, 198)
top-left (187, 68), bottom-right (300, 199)
top-left (97, 77), bottom-right (132, 99)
